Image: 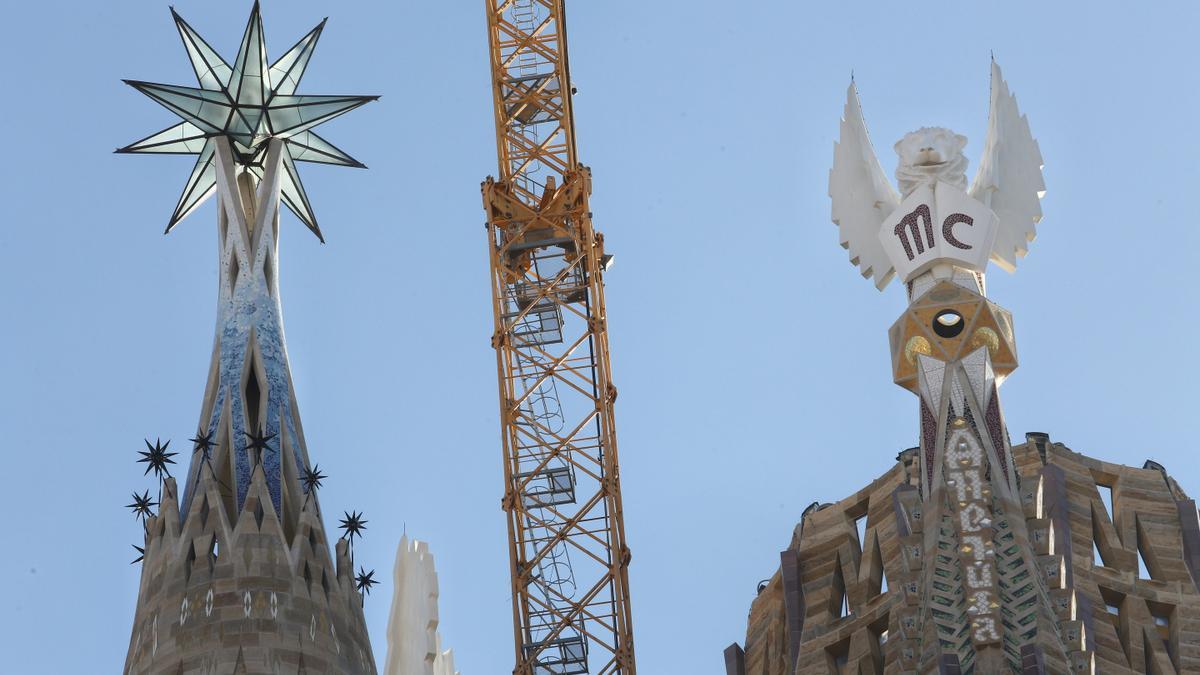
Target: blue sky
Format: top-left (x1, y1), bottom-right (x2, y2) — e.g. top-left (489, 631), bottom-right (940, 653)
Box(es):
top-left (1, 1), bottom-right (1198, 673)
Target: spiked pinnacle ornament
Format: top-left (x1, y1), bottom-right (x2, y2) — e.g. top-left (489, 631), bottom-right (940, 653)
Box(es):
top-left (138, 438), bottom-right (177, 478)
top-left (117, 2), bottom-right (376, 241)
top-left (301, 464), bottom-right (326, 492)
top-left (354, 567), bottom-right (378, 597)
top-left (131, 544), bottom-right (146, 565)
top-left (126, 490), bottom-right (157, 522)
top-left (243, 428), bottom-right (276, 466)
top-left (189, 429), bottom-right (218, 462)
top-left (301, 464), bottom-right (327, 505)
top-left (189, 428), bottom-right (232, 492)
top-left (339, 510), bottom-right (367, 543)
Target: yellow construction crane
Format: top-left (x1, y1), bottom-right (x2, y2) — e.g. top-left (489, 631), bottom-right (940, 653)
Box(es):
top-left (481, 1), bottom-right (636, 673)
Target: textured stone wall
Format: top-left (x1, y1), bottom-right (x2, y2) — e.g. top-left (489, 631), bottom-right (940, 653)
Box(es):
top-left (727, 436), bottom-right (1200, 674)
top-left (125, 470), bottom-right (376, 674)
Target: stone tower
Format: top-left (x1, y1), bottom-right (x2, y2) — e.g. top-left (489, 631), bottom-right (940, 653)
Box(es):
top-left (724, 63), bottom-right (1200, 673)
top-left (726, 440), bottom-right (1200, 674)
top-left (119, 5), bottom-right (378, 673)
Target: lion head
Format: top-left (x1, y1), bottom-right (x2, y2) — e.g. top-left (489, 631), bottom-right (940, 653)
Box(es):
top-left (894, 127), bottom-right (968, 196)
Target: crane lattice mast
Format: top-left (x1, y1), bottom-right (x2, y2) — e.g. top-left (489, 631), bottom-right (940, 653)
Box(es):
top-left (481, 1), bottom-right (636, 673)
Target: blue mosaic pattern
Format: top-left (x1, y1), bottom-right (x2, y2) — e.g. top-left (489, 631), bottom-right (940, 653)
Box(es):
top-left (181, 209), bottom-right (310, 517)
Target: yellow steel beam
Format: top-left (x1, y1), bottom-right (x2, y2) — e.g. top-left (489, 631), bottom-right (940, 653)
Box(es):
top-left (482, 1), bottom-right (636, 672)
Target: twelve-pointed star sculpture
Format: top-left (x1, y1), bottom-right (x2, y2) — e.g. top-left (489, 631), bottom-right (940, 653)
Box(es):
top-left (138, 438), bottom-right (177, 478)
top-left (117, 2), bottom-right (376, 241)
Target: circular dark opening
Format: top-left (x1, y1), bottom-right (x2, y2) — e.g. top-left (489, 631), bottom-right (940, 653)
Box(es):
top-left (932, 310), bottom-right (964, 338)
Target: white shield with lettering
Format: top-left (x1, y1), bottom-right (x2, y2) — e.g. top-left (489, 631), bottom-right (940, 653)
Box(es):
top-left (879, 181), bottom-right (998, 282)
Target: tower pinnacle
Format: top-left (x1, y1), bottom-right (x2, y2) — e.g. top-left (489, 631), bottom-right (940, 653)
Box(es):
top-left (120, 6), bottom-right (377, 673)
top-left (823, 61), bottom-right (1074, 671)
top-left (117, 1), bottom-right (375, 241)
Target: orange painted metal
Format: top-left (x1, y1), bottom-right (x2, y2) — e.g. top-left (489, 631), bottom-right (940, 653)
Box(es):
top-left (482, 1), bottom-right (636, 673)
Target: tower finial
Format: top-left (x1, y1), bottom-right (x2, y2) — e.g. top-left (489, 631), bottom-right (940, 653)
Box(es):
top-left (120, 7), bottom-right (379, 671)
top-left (118, 3), bottom-right (376, 237)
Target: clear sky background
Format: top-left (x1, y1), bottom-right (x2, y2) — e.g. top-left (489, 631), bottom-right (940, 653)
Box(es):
top-left (1, 1), bottom-right (1198, 673)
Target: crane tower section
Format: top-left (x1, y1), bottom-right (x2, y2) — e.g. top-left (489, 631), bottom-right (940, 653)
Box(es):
top-left (481, 1), bottom-right (636, 673)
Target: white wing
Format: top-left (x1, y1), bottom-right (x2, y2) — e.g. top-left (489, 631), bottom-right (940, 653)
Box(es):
top-left (830, 82), bottom-right (901, 290)
top-left (969, 61), bottom-right (1046, 272)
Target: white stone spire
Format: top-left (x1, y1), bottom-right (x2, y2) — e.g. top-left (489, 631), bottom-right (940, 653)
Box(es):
top-left (385, 536), bottom-right (459, 675)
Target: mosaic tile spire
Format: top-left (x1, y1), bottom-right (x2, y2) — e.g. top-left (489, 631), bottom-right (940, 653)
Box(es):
top-left (120, 6), bottom-right (377, 673)
top-left (118, 2), bottom-right (376, 523)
